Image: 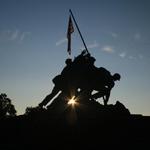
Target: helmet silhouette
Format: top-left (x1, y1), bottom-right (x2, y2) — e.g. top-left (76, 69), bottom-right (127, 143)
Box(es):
top-left (113, 73), bottom-right (121, 81)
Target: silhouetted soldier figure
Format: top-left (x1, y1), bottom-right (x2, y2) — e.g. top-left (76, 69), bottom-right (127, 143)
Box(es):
top-left (39, 50), bottom-right (120, 107)
top-left (39, 51), bottom-right (97, 107)
top-left (70, 50), bottom-right (97, 101)
top-left (38, 58), bottom-right (73, 108)
top-left (73, 50), bottom-right (96, 67)
top-left (73, 50), bottom-right (96, 81)
top-left (90, 68), bottom-right (121, 106)
top-left (61, 58), bottom-right (73, 76)
top-left (73, 50), bottom-right (86, 63)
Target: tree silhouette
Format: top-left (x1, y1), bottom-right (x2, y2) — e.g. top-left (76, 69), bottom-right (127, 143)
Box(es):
top-left (0, 93), bottom-right (17, 118)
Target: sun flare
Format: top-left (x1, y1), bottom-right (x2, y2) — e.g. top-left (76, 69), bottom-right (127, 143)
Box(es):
top-left (68, 96), bottom-right (77, 106)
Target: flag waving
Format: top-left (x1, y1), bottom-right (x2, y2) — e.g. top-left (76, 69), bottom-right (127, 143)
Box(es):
top-left (67, 15), bottom-right (74, 55)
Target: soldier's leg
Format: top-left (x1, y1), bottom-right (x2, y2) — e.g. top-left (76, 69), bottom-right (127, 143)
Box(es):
top-left (91, 91), bottom-right (104, 99)
top-left (39, 86), bottom-right (60, 107)
top-left (103, 90), bottom-right (110, 106)
top-left (91, 88), bottom-right (108, 105)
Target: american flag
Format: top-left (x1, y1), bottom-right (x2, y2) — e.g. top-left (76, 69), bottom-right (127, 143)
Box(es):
top-left (67, 16), bottom-right (74, 55)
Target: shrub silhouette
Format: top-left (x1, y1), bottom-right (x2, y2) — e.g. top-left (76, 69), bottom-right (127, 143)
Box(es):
top-left (0, 93), bottom-right (17, 118)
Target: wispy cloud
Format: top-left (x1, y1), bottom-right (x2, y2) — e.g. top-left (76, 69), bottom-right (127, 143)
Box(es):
top-left (10, 30), bottom-right (19, 40)
top-left (87, 41), bottom-right (99, 49)
top-left (0, 29), bottom-right (31, 42)
top-left (56, 38), bottom-right (67, 46)
top-left (119, 52), bottom-right (144, 61)
top-left (101, 46), bottom-right (114, 53)
top-left (119, 52), bottom-right (126, 58)
top-left (20, 32), bottom-right (31, 41)
top-left (128, 54), bottom-right (144, 60)
top-left (80, 41), bottom-right (99, 50)
top-left (56, 38), bottom-right (99, 50)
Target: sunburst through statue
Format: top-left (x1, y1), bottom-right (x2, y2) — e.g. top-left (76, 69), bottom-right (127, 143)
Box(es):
top-left (67, 96), bottom-right (77, 106)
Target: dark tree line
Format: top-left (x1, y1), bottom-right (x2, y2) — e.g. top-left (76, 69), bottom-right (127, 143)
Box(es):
top-left (0, 93), bottom-right (17, 119)
top-left (0, 93), bottom-right (45, 118)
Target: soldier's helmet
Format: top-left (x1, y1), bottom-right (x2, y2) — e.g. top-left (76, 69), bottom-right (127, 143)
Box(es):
top-left (81, 50), bottom-right (87, 55)
top-left (113, 73), bottom-right (121, 81)
top-left (85, 53), bottom-right (96, 64)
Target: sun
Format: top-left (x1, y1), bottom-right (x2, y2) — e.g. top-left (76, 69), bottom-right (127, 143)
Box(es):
top-left (67, 96), bottom-right (77, 106)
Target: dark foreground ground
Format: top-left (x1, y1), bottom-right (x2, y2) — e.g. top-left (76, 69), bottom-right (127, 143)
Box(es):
top-left (0, 98), bottom-right (150, 150)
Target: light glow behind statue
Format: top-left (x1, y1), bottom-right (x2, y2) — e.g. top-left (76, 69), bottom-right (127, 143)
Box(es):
top-left (67, 96), bottom-right (77, 106)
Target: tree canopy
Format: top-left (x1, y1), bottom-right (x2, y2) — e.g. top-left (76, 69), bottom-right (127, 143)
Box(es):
top-left (0, 93), bottom-right (17, 118)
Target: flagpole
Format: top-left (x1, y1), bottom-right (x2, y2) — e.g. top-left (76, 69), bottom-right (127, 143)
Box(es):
top-left (69, 9), bottom-right (89, 54)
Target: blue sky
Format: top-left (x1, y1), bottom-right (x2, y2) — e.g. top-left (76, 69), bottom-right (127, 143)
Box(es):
top-left (0, 0), bottom-right (150, 115)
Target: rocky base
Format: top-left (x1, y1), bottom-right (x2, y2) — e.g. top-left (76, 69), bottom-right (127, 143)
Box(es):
top-left (0, 99), bottom-right (150, 149)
